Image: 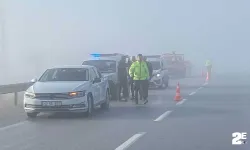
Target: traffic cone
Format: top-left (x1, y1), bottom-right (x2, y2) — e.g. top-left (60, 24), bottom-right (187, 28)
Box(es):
top-left (205, 72), bottom-right (209, 82)
top-left (174, 82), bottom-right (182, 101)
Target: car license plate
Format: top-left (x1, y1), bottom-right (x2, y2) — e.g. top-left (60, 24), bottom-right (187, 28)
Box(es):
top-left (42, 101), bottom-right (62, 107)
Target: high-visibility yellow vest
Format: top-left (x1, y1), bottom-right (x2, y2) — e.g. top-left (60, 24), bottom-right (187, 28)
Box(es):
top-left (129, 61), bottom-right (149, 80)
top-left (205, 60), bottom-right (212, 66)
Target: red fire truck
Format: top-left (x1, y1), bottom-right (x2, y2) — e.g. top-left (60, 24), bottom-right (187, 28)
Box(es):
top-left (161, 52), bottom-right (192, 78)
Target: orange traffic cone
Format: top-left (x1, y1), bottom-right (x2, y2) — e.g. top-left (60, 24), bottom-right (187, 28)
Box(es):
top-left (174, 82), bottom-right (182, 101)
top-left (205, 72), bottom-right (209, 82)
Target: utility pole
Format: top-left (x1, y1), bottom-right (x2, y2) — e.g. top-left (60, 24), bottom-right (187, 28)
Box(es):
top-left (0, 0), bottom-right (6, 84)
top-left (0, 0), bottom-right (4, 52)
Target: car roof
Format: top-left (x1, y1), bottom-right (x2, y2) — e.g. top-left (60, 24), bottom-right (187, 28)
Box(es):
top-left (147, 57), bottom-right (161, 61)
top-left (50, 65), bottom-right (93, 69)
top-left (87, 57), bottom-right (119, 61)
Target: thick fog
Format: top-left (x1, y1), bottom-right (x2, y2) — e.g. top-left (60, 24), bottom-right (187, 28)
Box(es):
top-left (1, 0), bottom-right (250, 84)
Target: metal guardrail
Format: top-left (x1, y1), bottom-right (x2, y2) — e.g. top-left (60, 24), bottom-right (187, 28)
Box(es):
top-left (0, 74), bottom-right (201, 106)
top-left (0, 82), bottom-right (34, 105)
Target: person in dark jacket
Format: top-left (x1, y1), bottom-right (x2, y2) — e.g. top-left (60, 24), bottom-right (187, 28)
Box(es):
top-left (118, 56), bottom-right (129, 101)
top-left (144, 57), bottom-right (153, 79)
top-left (129, 56), bottom-right (136, 100)
top-left (143, 56), bottom-right (153, 99)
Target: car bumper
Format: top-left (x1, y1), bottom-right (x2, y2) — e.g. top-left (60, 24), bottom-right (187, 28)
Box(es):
top-left (24, 96), bottom-right (88, 113)
top-left (149, 78), bottom-right (163, 88)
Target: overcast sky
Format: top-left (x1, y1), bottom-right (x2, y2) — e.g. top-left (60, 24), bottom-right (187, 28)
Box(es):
top-left (1, 0), bottom-right (250, 83)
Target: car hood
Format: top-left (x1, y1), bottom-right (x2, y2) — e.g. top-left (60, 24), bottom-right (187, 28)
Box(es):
top-left (153, 69), bottom-right (161, 75)
top-left (26, 81), bottom-right (89, 93)
top-left (102, 73), bottom-right (115, 77)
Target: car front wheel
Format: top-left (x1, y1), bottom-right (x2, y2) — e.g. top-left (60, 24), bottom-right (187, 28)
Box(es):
top-left (159, 78), bottom-right (167, 89)
top-left (165, 80), bottom-right (169, 87)
top-left (27, 112), bottom-right (39, 118)
top-left (86, 96), bottom-right (93, 117)
top-left (109, 82), bottom-right (119, 100)
top-left (101, 90), bottom-right (110, 110)
top-left (160, 82), bottom-right (167, 89)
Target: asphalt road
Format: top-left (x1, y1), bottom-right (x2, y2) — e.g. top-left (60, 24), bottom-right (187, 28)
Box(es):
top-left (0, 76), bottom-right (249, 150)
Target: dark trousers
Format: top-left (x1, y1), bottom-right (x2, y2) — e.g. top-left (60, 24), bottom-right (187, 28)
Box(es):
top-left (134, 80), bottom-right (148, 100)
top-left (118, 78), bottom-right (129, 100)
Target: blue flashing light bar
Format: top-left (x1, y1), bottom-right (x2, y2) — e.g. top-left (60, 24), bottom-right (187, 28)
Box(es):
top-left (90, 53), bottom-right (121, 57)
top-left (90, 53), bottom-right (101, 57)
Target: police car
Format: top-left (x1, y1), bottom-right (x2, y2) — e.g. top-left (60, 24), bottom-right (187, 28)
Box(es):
top-left (23, 65), bottom-right (110, 118)
top-left (146, 55), bottom-right (170, 89)
top-left (82, 53), bottom-right (130, 100)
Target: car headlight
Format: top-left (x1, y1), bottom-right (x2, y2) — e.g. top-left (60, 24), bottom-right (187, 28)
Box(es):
top-left (68, 91), bottom-right (86, 98)
top-left (156, 73), bottom-right (161, 77)
top-left (25, 92), bottom-right (36, 99)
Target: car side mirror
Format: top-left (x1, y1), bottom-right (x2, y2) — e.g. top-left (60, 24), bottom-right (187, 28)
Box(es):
top-left (31, 78), bottom-right (38, 83)
top-left (93, 77), bottom-right (101, 83)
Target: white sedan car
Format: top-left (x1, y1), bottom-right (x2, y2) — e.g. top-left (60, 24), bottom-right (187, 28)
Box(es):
top-left (24, 65), bottom-right (110, 118)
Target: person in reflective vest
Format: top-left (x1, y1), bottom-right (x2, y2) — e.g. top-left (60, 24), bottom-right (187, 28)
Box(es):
top-left (129, 54), bottom-right (150, 104)
top-left (129, 56), bottom-right (136, 100)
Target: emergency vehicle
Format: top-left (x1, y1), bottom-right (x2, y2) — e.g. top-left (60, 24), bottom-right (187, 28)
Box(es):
top-left (161, 52), bottom-right (192, 78)
top-left (82, 53), bottom-right (130, 100)
top-left (145, 55), bottom-right (169, 89)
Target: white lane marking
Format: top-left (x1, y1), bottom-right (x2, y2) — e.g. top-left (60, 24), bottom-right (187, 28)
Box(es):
top-left (176, 99), bottom-right (187, 105)
top-left (197, 87), bottom-right (203, 91)
top-left (0, 121), bottom-right (28, 132)
top-left (189, 87), bottom-right (204, 95)
top-left (154, 111), bottom-right (172, 122)
top-left (203, 82), bottom-right (208, 86)
top-left (189, 92), bottom-right (196, 95)
top-left (115, 132), bottom-right (146, 150)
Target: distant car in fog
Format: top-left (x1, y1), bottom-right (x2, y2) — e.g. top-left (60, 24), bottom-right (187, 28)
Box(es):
top-left (23, 65), bottom-right (110, 118)
top-left (145, 55), bottom-right (169, 89)
top-left (82, 53), bottom-right (130, 100)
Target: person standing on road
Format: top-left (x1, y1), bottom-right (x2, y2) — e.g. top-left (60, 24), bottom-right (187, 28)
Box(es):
top-left (118, 56), bottom-right (129, 101)
top-left (129, 56), bottom-right (136, 100)
top-left (129, 54), bottom-right (150, 104)
top-left (143, 56), bottom-right (153, 100)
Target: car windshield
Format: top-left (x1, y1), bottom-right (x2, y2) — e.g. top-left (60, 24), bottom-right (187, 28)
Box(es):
top-left (82, 60), bottom-right (116, 73)
top-left (39, 68), bottom-right (88, 82)
top-left (150, 61), bottom-right (161, 70)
